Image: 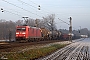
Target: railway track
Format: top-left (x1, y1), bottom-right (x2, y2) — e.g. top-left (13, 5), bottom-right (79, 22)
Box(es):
top-left (38, 42), bottom-right (90, 60)
top-left (0, 40), bottom-right (64, 52)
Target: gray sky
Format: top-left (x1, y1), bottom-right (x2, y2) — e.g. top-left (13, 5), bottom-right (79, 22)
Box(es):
top-left (0, 0), bottom-right (90, 30)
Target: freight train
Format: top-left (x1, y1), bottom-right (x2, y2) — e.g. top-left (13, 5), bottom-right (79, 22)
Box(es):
top-left (15, 25), bottom-right (81, 42)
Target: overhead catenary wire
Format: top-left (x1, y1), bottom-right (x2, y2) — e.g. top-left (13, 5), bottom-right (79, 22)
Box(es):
top-left (0, 4), bottom-right (36, 18)
top-left (17, 0), bottom-right (45, 16)
top-left (0, 5), bottom-right (24, 15)
top-left (1, 0), bottom-right (78, 31)
top-left (18, 0), bottom-right (37, 9)
top-left (29, 0), bottom-right (73, 30)
top-left (29, 0), bottom-right (78, 30)
top-left (58, 18), bottom-right (78, 30)
top-left (5, 10), bottom-right (22, 17)
top-left (1, 8), bottom-right (22, 17)
top-left (28, 0), bottom-right (53, 15)
top-left (1, 0), bottom-right (42, 18)
top-left (28, 0), bottom-right (38, 6)
top-left (58, 18), bottom-right (70, 25)
top-left (19, 0), bottom-right (51, 16)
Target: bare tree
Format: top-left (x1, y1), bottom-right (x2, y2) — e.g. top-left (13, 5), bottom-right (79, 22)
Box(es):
top-left (27, 18), bottom-right (35, 27)
top-left (42, 14), bottom-right (57, 30)
top-left (15, 20), bottom-right (23, 26)
top-left (0, 20), bottom-right (16, 40)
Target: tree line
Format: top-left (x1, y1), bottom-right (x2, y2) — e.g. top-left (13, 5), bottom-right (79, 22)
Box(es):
top-left (0, 14), bottom-right (57, 40)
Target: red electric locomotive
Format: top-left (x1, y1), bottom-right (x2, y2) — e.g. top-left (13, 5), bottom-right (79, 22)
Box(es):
top-left (15, 25), bottom-right (42, 42)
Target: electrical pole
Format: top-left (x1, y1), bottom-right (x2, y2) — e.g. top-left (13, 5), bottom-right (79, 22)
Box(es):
top-left (35, 19), bottom-right (38, 27)
top-left (79, 26), bottom-right (81, 38)
top-left (34, 5), bottom-right (40, 27)
top-left (69, 17), bottom-right (72, 42)
top-left (9, 29), bottom-right (12, 42)
top-left (79, 26), bottom-right (81, 34)
top-left (51, 19), bottom-right (54, 40)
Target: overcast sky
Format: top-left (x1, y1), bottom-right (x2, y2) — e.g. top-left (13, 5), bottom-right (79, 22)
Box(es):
top-left (0, 0), bottom-right (90, 30)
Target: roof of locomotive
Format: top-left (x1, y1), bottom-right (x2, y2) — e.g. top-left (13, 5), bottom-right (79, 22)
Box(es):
top-left (16, 25), bottom-right (29, 27)
top-left (16, 25), bottom-right (41, 29)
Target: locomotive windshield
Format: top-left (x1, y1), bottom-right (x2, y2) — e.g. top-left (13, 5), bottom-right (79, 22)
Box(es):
top-left (17, 27), bottom-right (26, 31)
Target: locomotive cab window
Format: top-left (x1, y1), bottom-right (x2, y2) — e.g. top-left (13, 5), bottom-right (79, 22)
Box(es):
top-left (17, 28), bottom-right (26, 31)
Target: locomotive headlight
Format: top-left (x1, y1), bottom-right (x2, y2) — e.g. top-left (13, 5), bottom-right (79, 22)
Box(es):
top-left (22, 32), bottom-right (26, 34)
top-left (48, 32), bottom-right (50, 34)
top-left (16, 35), bottom-right (18, 36)
top-left (16, 32), bottom-right (19, 34)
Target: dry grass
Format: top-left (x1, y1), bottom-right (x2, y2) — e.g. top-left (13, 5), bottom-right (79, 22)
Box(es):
top-left (0, 44), bottom-right (68, 60)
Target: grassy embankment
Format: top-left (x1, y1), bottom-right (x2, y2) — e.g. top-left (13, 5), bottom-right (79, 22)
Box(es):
top-left (1, 44), bottom-right (69, 60)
